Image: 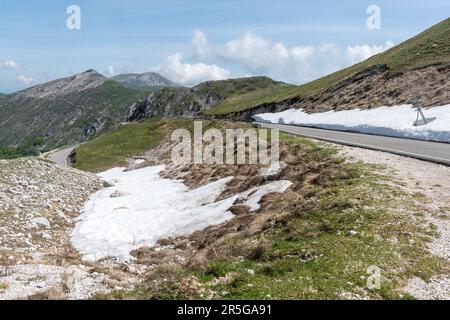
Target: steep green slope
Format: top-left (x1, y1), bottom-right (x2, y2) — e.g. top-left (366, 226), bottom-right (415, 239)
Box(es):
top-left (206, 17), bottom-right (450, 116)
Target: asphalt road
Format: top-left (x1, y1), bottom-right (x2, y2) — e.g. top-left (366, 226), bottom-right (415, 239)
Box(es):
top-left (47, 146), bottom-right (75, 166)
top-left (256, 122), bottom-right (450, 166)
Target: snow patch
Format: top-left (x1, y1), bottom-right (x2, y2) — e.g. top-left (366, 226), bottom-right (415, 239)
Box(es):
top-left (254, 104), bottom-right (450, 142)
top-left (134, 159), bottom-right (145, 165)
top-left (71, 165), bottom-right (292, 261)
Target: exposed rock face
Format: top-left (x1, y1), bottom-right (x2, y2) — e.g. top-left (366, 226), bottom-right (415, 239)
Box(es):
top-left (290, 64), bottom-right (450, 113)
top-left (111, 72), bottom-right (180, 89)
top-left (126, 88), bottom-right (213, 121)
top-left (0, 70), bottom-right (148, 148)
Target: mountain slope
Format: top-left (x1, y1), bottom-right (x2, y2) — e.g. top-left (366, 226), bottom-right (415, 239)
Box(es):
top-left (111, 72), bottom-right (180, 90)
top-left (205, 17), bottom-right (450, 117)
top-left (0, 70), bottom-right (149, 149)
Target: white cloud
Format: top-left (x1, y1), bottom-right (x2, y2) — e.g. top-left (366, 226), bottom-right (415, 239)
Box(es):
top-left (345, 41), bottom-right (395, 65)
top-left (152, 53), bottom-right (231, 86)
top-left (106, 65), bottom-right (115, 77)
top-left (0, 60), bottom-right (20, 70)
top-left (17, 75), bottom-right (34, 85)
top-left (152, 31), bottom-right (395, 86)
top-left (190, 31), bottom-right (394, 84)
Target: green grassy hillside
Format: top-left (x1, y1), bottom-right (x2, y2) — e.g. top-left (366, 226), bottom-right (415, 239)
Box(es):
top-left (193, 76), bottom-right (291, 98)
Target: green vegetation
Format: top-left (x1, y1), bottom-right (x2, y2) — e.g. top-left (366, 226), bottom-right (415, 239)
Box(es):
top-left (194, 76), bottom-right (288, 97)
top-left (189, 168), bottom-right (444, 299)
top-left (74, 119), bottom-right (205, 172)
top-left (73, 119), bottom-right (167, 172)
top-left (205, 84), bottom-right (297, 115)
top-left (74, 119), bottom-right (226, 172)
top-left (0, 136), bottom-right (45, 159)
top-left (201, 77), bottom-right (296, 116)
top-left (206, 18), bottom-right (450, 116)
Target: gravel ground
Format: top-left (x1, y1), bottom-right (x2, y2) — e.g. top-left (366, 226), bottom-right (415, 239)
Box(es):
top-left (0, 158), bottom-right (102, 263)
top-left (0, 158), bottom-right (110, 300)
top-left (0, 264), bottom-right (110, 300)
top-left (339, 145), bottom-right (450, 300)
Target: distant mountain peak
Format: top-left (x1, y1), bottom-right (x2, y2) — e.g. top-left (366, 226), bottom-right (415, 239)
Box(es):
top-left (111, 72), bottom-right (180, 89)
top-left (16, 69), bottom-right (107, 99)
top-left (83, 68), bottom-right (98, 74)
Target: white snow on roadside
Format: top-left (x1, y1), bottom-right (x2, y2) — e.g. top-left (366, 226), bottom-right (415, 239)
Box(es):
top-left (254, 104), bottom-right (450, 142)
top-left (71, 165), bottom-right (292, 262)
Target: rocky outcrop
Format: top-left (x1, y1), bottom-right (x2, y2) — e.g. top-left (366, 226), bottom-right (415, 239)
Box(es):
top-left (125, 77), bottom-right (284, 122)
top-left (126, 88), bottom-right (212, 121)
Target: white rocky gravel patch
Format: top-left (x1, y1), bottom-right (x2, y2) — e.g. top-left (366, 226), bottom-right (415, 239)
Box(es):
top-left (0, 264), bottom-right (63, 300)
top-left (0, 157), bottom-right (102, 262)
top-left (338, 145), bottom-right (450, 300)
top-left (0, 264), bottom-right (110, 300)
top-left (0, 157), bottom-right (114, 299)
top-left (403, 276), bottom-right (450, 300)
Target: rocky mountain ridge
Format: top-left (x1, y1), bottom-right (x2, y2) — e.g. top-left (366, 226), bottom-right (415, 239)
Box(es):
top-left (0, 70), bottom-right (149, 149)
top-left (111, 72), bottom-right (180, 90)
top-left (13, 70), bottom-right (107, 100)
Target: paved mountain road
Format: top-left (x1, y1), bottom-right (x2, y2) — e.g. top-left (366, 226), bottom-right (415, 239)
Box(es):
top-left (46, 146), bottom-right (76, 166)
top-left (256, 123), bottom-right (450, 166)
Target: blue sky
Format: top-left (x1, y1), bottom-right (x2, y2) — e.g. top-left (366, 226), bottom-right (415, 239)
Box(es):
top-left (0, 0), bottom-right (449, 92)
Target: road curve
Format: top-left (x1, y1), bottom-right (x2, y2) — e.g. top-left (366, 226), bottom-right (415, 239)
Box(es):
top-left (47, 146), bottom-right (76, 166)
top-left (256, 122), bottom-right (450, 166)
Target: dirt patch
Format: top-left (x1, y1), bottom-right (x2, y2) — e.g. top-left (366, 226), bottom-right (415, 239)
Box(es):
top-left (301, 64), bottom-right (450, 112)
